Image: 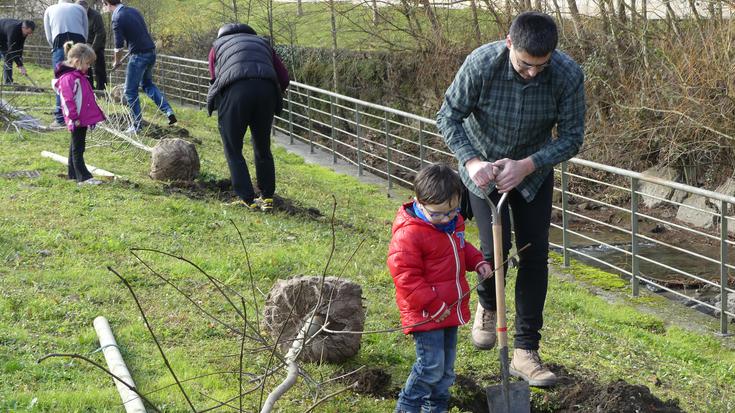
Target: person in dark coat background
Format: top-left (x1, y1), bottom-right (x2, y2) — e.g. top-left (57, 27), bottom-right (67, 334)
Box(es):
top-left (78, 0), bottom-right (106, 90)
top-left (0, 19), bottom-right (35, 85)
top-left (206, 23), bottom-right (289, 212)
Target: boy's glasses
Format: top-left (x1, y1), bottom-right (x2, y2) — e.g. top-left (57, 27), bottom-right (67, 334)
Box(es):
top-left (422, 206), bottom-right (461, 219)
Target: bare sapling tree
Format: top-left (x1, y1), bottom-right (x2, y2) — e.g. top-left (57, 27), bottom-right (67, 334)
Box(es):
top-left (35, 189), bottom-right (529, 411)
top-left (329, 0), bottom-right (339, 92)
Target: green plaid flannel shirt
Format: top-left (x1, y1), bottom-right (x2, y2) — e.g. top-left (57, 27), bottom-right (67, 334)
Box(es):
top-left (436, 41), bottom-right (585, 201)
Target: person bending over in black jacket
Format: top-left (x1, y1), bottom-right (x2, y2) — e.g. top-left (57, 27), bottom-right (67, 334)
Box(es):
top-left (0, 19), bottom-right (35, 85)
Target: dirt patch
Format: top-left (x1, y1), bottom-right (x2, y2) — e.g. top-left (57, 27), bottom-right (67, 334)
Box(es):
top-left (451, 374), bottom-right (490, 413)
top-left (340, 366), bottom-right (396, 399)
top-left (532, 365), bottom-right (683, 413)
top-left (162, 179), bottom-right (324, 219)
top-left (105, 113), bottom-right (198, 142)
top-left (337, 365), bottom-right (681, 412)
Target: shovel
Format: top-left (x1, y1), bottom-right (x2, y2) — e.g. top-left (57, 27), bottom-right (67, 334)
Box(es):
top-left (483, 191), bottom-right (531, 413)
top-left (22, 72), bottom-right (39, 88)
top-left (109, 52), bottom-right (131, 73)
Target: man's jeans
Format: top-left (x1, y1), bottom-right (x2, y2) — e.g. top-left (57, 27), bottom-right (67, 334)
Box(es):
top-left (52, 47), bottom-right (66, 124)
top-left (0, 51), bottom-right (13, 84)
top-left (124, 51), bottom-right (173, 129)
top-left (395, 327), bottom-right (457, 413)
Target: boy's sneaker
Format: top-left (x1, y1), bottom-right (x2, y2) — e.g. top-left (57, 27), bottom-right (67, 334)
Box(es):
top-left (256, 197), bottom-right (273, 212)
top-left (78, 178), bottom-right (104, 186)
top-left (229, 199), bottom-right (259, 211)
top-left (167, 114), bottom-right (177, 125)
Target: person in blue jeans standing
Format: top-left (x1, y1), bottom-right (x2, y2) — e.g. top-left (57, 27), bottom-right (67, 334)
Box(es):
top-left (44, 0), bottom-right (87, 128)
top-left (102, 0), bottom-right (176, 134)
top-left (387, 164), bottom-right (493, 413)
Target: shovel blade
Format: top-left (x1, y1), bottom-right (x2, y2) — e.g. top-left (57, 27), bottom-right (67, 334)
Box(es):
top-left (486, 381), bottom-right (531, 413)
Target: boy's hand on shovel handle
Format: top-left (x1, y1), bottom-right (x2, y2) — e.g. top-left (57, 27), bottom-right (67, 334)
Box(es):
top-left (477, 261), bottom-right (494, 280)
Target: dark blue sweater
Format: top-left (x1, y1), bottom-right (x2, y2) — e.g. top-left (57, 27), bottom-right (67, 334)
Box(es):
top-left (111, 5), bottom-right (155, 54)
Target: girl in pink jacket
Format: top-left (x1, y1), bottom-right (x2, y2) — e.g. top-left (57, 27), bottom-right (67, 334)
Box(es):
top-left (52, 41), bottom-right (106, 185)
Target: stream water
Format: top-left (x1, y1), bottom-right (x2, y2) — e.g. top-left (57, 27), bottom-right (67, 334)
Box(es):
top-left (549, 226), bottom-right (731, 315)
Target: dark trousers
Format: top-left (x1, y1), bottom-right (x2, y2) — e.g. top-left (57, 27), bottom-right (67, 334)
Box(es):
top-left (217, 78), bottom-right (277, 202)
top-left (468, 172), bottom-right (553, 350)
top-left (0, 51), bottom-right (13, 84)
top-left (68, 127), bottom-right (92, 182)
top-left (86, 48), bottom-right (107, 90)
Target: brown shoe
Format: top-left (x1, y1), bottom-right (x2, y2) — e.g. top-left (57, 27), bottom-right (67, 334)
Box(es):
top-left (471, 303), bottom-right (496, 350)
top-left (509, 349), bottom-right (557, 387)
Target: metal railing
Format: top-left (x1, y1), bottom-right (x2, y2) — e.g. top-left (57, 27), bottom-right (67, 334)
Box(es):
top-left (22, 44), bottom-right (735, 334)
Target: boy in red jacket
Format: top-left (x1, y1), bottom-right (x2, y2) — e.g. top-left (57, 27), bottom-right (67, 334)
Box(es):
top-left (388, 164), bottom-right (493, 413)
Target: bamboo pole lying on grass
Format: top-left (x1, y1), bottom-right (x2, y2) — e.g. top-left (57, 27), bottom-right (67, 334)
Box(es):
top-left (93, 316), bottom-right (147, 413)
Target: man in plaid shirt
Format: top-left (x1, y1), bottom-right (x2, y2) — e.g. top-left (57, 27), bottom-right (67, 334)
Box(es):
top-left (437, 11), bottom-right (585, 387)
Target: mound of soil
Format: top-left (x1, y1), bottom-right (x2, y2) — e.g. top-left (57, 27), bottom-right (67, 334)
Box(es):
top-left (163, 178), bottom-right (324, 218)
top-left (345, 366), bottom-right (396, 398)
top-left (537, 365), bottom-right (683, 413)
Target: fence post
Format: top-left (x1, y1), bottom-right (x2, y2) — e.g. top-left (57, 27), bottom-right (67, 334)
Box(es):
top-left (307, 89), bottom-right (313, 154)
top-left (330, 95), bottom-right (336, 164)
top-left (356, 103), bottom-right (362, 176)
top-left (385, 113), bottom-right (391, 189)
top-left (419, 122), bottom-right (425, 168)
top-left (561, 162), bottom-right (570, 267)
top-left (196, 69), bottom-right (202, 110)
top-left (288, 88), bottom-right (293, 145)
top-left (720, 200), bottom-right (730, 335)
top-left (631, 177), bottom-right (640, 297)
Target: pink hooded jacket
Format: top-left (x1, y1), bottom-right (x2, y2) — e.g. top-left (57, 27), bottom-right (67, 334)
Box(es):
top-left (52, 63), bottom-right (106, 131)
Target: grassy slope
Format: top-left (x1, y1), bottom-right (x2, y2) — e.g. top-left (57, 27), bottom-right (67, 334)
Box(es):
top-left (148, 0), bottom-right (499, 52)
top-left (0, 64), bottom-right (733, 412)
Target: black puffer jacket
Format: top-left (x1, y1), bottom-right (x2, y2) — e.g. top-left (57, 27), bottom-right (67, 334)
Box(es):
top-left (206, 27), bottom-right (279, 115)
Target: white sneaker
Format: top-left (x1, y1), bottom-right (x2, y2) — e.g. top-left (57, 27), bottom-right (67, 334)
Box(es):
top-left (78, 178), bottom-right (104, 186)
top-left (124, 126), bottom-right (139, 135)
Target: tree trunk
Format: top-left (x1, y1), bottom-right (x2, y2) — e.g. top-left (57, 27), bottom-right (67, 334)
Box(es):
top-left (372, 0), bottom-right (380, 25)
top-left (481, 0), bottom-right (508, 39)
top-left (419, 0), bottom-right (441, 39)
top-left (566, 0), bottom-right (583, 40)
top-left (470, 0), bottom-right (481, 44)
top-left (232, 0), bottom-right (239, 21)
top-left (640, 0), bottom-right (649, 71)
top-left (330, 0), bottom-right (339, 92)
top-left (297, 0), bottom-right (303, 16)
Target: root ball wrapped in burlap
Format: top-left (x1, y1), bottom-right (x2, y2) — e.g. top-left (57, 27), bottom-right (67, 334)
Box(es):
top-left (264, 276), bottom-right (365, 363)
top-left (150, 138), bottom-right (200, 181)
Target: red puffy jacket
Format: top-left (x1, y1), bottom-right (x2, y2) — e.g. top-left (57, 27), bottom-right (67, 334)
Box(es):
top-left (387, 202), bottom-right (487, 334)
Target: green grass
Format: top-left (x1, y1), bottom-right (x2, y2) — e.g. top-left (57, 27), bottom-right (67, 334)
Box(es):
top-left (146, 0), bottom-right (501, 51)
top-left (1, 63), bottom-right (734, 412)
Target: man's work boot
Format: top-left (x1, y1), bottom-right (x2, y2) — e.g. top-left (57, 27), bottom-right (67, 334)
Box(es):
top-left (471, 303), bottom-right (496, 349)
top-left (509, 349), bottom-right (557, 387)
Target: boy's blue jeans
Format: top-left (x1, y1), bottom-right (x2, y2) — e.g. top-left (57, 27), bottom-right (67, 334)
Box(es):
top-left (124, 51), bottom-right (173, 130)
top-left (395, 327), bottom-right (457, 413)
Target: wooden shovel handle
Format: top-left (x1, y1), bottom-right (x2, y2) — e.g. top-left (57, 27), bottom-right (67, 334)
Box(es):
top-left (493, 222), bottom-right (508, 348)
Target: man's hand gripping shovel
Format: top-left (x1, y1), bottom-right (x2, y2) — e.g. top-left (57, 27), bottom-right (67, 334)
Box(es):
top-left (483, 190), bottom-right (531, 413)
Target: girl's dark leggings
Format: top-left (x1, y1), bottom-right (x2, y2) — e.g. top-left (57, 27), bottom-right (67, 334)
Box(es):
top-left (68, 126), bottom-right (92, 182)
